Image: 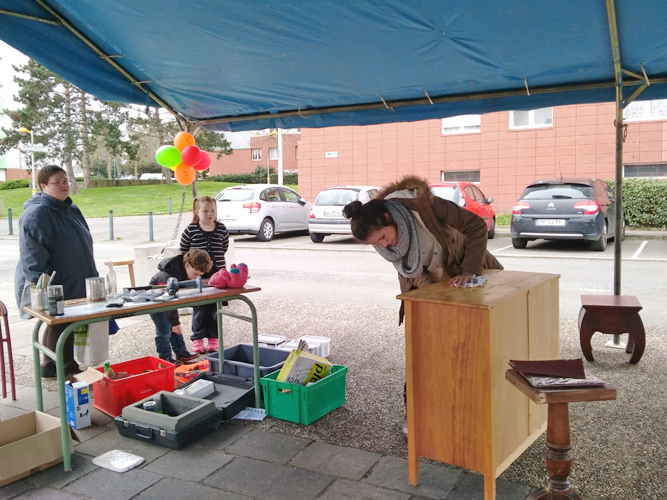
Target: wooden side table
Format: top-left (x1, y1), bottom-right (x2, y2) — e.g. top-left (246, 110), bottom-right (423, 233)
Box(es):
top-left (505, 369), bottom-right (616, 500)
top-left (578, 295), bottom-right (645, 364)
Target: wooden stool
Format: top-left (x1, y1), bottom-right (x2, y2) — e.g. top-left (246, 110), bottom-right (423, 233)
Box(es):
top-left (506, 370), bottom-right (616, 500)
top-left (104, 259), bottom-right (135, 287)
top-left (0, 300), bottom-right (16, 400)
top-left (578, 295), bottom-right (645, 364)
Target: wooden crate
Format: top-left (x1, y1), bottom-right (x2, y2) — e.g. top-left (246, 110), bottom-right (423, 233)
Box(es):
top-left (399, 269), bottom-right (560, 500)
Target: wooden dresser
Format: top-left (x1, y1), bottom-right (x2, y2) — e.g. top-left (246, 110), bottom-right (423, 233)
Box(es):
top-left (398, 269), bottom-right (560, 500)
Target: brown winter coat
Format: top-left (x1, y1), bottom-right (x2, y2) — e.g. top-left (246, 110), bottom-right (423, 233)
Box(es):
top-left (377, 176), bottom-right (503, 323)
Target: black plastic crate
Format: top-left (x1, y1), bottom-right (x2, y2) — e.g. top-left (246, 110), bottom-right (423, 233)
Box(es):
top-left (206, 343), bottom-right (289, 378)
top-left (179, 372), bottom-right (255, 421)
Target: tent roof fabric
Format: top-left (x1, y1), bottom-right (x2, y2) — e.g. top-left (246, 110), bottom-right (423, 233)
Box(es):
top-left (2, 0), bottom-right (666, 131)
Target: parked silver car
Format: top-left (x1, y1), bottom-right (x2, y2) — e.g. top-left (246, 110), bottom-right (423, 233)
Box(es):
top-left (308, 185), bottom-right (381, 242)
top-left (216, 184), bottom-right (312, 241)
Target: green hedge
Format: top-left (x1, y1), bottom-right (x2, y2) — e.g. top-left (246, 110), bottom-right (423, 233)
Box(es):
top-left (0, 179), bottom-right (31, 190)
top-left (207, 172), bottom-right (298, 185)
top-left (606, 178), bottom-right (667, 229)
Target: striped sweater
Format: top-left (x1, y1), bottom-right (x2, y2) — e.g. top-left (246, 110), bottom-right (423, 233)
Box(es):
top-left (180, 221), bottom-right (229, 276)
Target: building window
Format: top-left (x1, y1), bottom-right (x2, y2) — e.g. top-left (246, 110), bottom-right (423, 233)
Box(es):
top-left (441, 170), bottom-right (480, 182)
top-left (269, 147), bottom-right (278, 160)
top-left (251, 148), bottom-right (261, 161)
top-left (509, 107), bottom-right (553, 129)
top-left (441, 115), bottom-right (481, 135)
top-left (624, 163), bottom-right (667, 178)
top-left (624, 99), bottom-right (667, 122)
top-left (295, 146), bottom-right (299, 159)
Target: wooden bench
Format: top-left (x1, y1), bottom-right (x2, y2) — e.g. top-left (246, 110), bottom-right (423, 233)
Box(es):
top-left (104, 259), bottom-right (135, 287)
top-left (578, 294), bottom-right (645, 364)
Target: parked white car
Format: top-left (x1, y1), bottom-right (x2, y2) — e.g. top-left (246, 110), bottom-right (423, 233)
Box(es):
top-left (216, 184), bottom-right (312, 241)
top-left (308, 185), bottom-right (381, 242)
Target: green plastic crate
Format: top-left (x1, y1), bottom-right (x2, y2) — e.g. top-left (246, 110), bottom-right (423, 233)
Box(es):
top-left (260, 365), bottom-right (347, 425)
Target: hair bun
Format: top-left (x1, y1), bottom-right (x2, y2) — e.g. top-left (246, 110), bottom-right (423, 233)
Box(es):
top-left (342, 200), bottom-right (363, 219)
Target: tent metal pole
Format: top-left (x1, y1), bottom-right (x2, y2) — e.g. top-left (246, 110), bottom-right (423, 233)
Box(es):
top-left (606, 0), bottom-right (623, 297)
top-left (30, 0), bottom-right (186, 124)
top-left (196, 75), bottom-right (667, 127)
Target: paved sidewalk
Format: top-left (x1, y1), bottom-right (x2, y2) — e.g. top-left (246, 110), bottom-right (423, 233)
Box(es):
top-left (0, 318), bottom-right (604, 500)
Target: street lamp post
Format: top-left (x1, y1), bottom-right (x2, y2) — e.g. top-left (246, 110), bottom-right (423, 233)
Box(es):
top-left (19, 127), bottom-right (37, 194)
top-left (266, 129), bottom-right (277, 183)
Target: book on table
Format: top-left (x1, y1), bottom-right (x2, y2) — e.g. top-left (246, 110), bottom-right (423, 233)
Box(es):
top-left (509, 358), bottom-right (606, 389)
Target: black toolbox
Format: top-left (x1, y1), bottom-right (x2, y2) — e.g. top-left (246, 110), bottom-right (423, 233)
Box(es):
top-left (114, 391), bottom-right (223, 449)
top-left (114, 409), bottom-right (222, 449)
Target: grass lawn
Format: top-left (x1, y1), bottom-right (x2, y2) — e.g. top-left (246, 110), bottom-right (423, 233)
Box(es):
top-left (0, 182), bottom-right (300, 219)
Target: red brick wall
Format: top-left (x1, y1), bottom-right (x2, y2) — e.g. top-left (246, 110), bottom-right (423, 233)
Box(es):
top-left (1, 169), bottom-right (31, 182)
top-left (296, 103), bottom-right (667, 211)
top-left (208, 133), bottom-right (301, 177)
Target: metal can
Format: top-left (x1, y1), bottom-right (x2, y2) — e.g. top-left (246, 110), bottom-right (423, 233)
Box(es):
top-left (142, 401), bottom-right (157, 412)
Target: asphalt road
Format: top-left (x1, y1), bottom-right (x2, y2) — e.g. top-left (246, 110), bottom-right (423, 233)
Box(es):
top-left (1, 213), bottom-right (665, 325)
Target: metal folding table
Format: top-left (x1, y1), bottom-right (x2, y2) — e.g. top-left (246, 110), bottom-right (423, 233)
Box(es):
top-left (24, 285), bottom-right (261, 471)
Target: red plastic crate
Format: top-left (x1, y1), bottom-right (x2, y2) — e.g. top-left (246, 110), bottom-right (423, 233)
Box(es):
top-left (92, 356), bottom-right (175, 417)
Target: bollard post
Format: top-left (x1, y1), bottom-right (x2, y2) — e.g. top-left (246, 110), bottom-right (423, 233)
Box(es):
top-left (149, 211), bottom-right (154, 242)
top-left (168, 197), bottom-right (172, 215)
top-left (109, 210), bottom-right (114, 240)
top-left (8, 208), bottom-right (13, 236)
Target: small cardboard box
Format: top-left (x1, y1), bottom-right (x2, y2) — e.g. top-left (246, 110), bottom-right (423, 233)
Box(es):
top-left (65, 381), bottom-right (91, 429)
top-left (276, 349), bottom-right (333, 385)
top-left (0, 411), bottom-right (74, 487)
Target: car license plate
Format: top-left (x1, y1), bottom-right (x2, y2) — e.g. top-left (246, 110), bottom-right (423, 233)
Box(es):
top-left (219, 219), bottom-right (235, 224)
top-left (323, 210), bottom-right (342, 218)
top-left (535, 219), bottom-right (566, 226)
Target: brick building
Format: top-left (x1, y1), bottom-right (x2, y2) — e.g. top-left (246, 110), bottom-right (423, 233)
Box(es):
top-left (296, 101), bottom-right (667, 212)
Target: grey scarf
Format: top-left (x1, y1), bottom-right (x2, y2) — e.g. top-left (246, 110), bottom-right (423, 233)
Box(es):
top-left (373, 200), bottom-right (422, 278)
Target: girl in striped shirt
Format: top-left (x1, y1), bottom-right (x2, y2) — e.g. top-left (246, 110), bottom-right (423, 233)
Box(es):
top-left (180, 195), bottom-right (229, 353)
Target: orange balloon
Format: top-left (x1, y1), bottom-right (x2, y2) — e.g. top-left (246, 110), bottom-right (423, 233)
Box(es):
top-left (175, 164), bottom-right (196, 185)
top-left (174, 131), bottom-right (196, 151)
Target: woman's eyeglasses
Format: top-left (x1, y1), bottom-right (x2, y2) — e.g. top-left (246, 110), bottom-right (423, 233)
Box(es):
top-left (47, 180), bottom-right (69, 187)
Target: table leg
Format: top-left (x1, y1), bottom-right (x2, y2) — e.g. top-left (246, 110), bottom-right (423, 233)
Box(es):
top-left (626, 313), bottom-right (645, 364)
top-left (578, 309), bottom-right (596, 362)
top-left (32, 320), bottom-right (44, 411)
top-left (528, 403), bottom-right (582, 500)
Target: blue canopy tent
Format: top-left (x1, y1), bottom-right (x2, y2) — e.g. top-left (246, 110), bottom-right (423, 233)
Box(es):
top-left (2, 0), bottom-right (666, 290)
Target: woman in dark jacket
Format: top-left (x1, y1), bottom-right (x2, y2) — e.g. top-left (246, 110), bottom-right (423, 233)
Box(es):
top-left (14, 165), bottom-right (98, 377)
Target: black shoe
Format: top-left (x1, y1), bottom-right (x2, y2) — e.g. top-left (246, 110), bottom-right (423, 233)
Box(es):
top-left (175, 350), bottom-right (199, 363)
top-left (40, 362), bottom-right (57, 379)
top-left (160, 357), bottom-right (182, 366)
top-left (64, 362), bottom-right (81, 377)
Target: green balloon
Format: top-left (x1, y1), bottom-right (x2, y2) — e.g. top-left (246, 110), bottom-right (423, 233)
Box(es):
top-left (155, 145), bottom-right (181, 168)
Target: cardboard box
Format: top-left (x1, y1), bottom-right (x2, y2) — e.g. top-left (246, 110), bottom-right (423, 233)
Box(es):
top-left (0, 411), bottom-right (74, 487)
top-left (65, 381), bottom-right (91, 429)
top-left (276, 350), bottom-right (333, 385)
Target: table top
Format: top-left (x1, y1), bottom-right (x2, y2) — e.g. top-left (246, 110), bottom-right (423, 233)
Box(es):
top-left (505, 369), bottom-right (617, 404)
top-left (23, 285), bottom-right (261, 325)
top-left (397, 269), bottom-right (560, 308)
top-left (580, 294), bottom-right (642, 311)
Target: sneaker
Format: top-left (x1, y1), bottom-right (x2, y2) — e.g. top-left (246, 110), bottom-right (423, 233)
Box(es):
top-left (160, 356), bottom-right (182, 366)
top-left (206, 337), bottom-right (219, 352)
top-left (192, 339), bottom-right (205, 354)
top-left (175, 350), bottom-right (199, 363)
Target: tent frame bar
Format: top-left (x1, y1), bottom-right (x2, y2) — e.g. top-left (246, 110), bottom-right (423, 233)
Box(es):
top-left (11, 0), bottom-right (187, 124)
top-left (197, 75), bottom-right (665, 126)
top-left (0, 7), bottom-right (59, 25)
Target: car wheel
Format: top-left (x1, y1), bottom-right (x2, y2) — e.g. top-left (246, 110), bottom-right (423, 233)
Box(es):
top-left (309, 232), bottom-right (325, 243)
top-left (512, 237), bottom-right (527, 249)
top-left (256, 218), bottom-right (275, 241)
top-left (590, 221), bottom-right (608, 251)
top-left (488, 218), bottom-right (496, 239)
